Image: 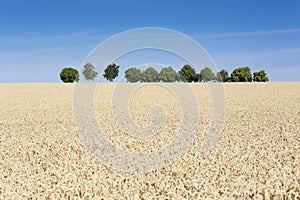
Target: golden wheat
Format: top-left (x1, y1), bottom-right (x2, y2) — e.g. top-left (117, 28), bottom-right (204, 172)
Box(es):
top-left (0, 83), bottom-right (299, 199)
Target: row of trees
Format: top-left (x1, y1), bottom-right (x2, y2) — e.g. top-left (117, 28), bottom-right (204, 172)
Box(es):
top-left (59, 63), bottom-right (119, 83)
top-left (59, 63), bottom-right (268, 83)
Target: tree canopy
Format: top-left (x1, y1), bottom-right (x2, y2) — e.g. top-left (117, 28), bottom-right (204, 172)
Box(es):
top-left (178, 64), bottom-right (196, 82)
top-left (82, 63), bottom-right (98, 81)
top-left (231, 66), bottom-right (252, 82)
top-left (253, 70), bottom-right (269, 82)
top-left (158, 66), bottom-right (177, 82)
top-left (141, 67), bottom-right (159, 82)
top-left (200, 67), bottom-right (215, 82)
top-left (103, 63), bottom-right (120, 82)
top-left (125, 67), bottom-right (142, 82)
top-left (216, 69), bottom-right (229, 82)
top-left (60, 67), bottom-right (79, 83)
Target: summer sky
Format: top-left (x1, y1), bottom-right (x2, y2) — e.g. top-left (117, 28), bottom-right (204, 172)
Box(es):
top-left (0, 0), bottom-right (299, 82)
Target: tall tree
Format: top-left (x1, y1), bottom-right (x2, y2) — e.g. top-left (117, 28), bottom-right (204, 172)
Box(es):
top-left (82, 63), bottom-right (98, 81)
top-left (231, 66), bottom-right (252, 82)
top-left (103, 63), bottom-right (120, 82)
top-left (216, 69), bottom-right (229, 82)
top-left (253, 70), bottom-right (269, 82)
top-left (125, 67), bottom-right (142, 82)
top-left (158, 66), bottom-right (177, 82)
top-left (200, 67), bottom-right (215, 82)
top-left (178, 64), bottom-right (196, 82)
top-left (141, 67), bottom-right (159, 82)
top-left (60, 67), bottom-right (79, 83)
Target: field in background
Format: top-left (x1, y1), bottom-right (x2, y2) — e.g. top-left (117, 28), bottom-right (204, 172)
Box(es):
top-left (0, 83), bottom-right (299, 199)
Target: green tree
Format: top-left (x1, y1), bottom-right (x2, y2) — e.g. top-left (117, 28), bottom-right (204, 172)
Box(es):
top-left (141, 67), bottom-right (159, 82)
top-left (60, 67), bottom-right (79, 83)
top-left (253, 70), bottom-right (269, 82)
top-left (158, 66), bottom-right (177, 82)
top-left (216, 69), bottom-right (229, 82)
top-left (200, 67), bottom-right (215, 82)
top-left (103, 63), bottom-right (120, 82)
top-left (82, 63), bottom-right (98, 81)
top-left (231, 66), bottom-right (252, 82)
top-left (125, 67), bottom-right (142, 82)
top-left (194, 73), bottom-right (202, 82)
top-left (178, 64), bottom-right (196, 82)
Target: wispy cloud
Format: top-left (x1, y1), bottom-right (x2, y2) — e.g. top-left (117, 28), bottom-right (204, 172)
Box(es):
top-left (195, 28), bottom-right (300, 39)
top-left (0, 31), bottom-right (104, 43)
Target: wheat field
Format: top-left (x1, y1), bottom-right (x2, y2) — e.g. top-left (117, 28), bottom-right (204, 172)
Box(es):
top-left (0, 83), bottom-right (299, 199)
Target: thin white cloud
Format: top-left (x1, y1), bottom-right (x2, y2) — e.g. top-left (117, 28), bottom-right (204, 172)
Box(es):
top-left (195, 28), bottom-right (300, 39)
top-left (0, 31), bottom-right (103, 43)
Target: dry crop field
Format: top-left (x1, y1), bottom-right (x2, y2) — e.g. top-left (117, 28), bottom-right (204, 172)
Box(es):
top-left (0, 82), bottom-right (299, 199)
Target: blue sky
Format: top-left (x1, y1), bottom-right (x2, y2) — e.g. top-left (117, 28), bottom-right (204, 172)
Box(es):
top-left (0, 0), bottom-right (299, 82)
